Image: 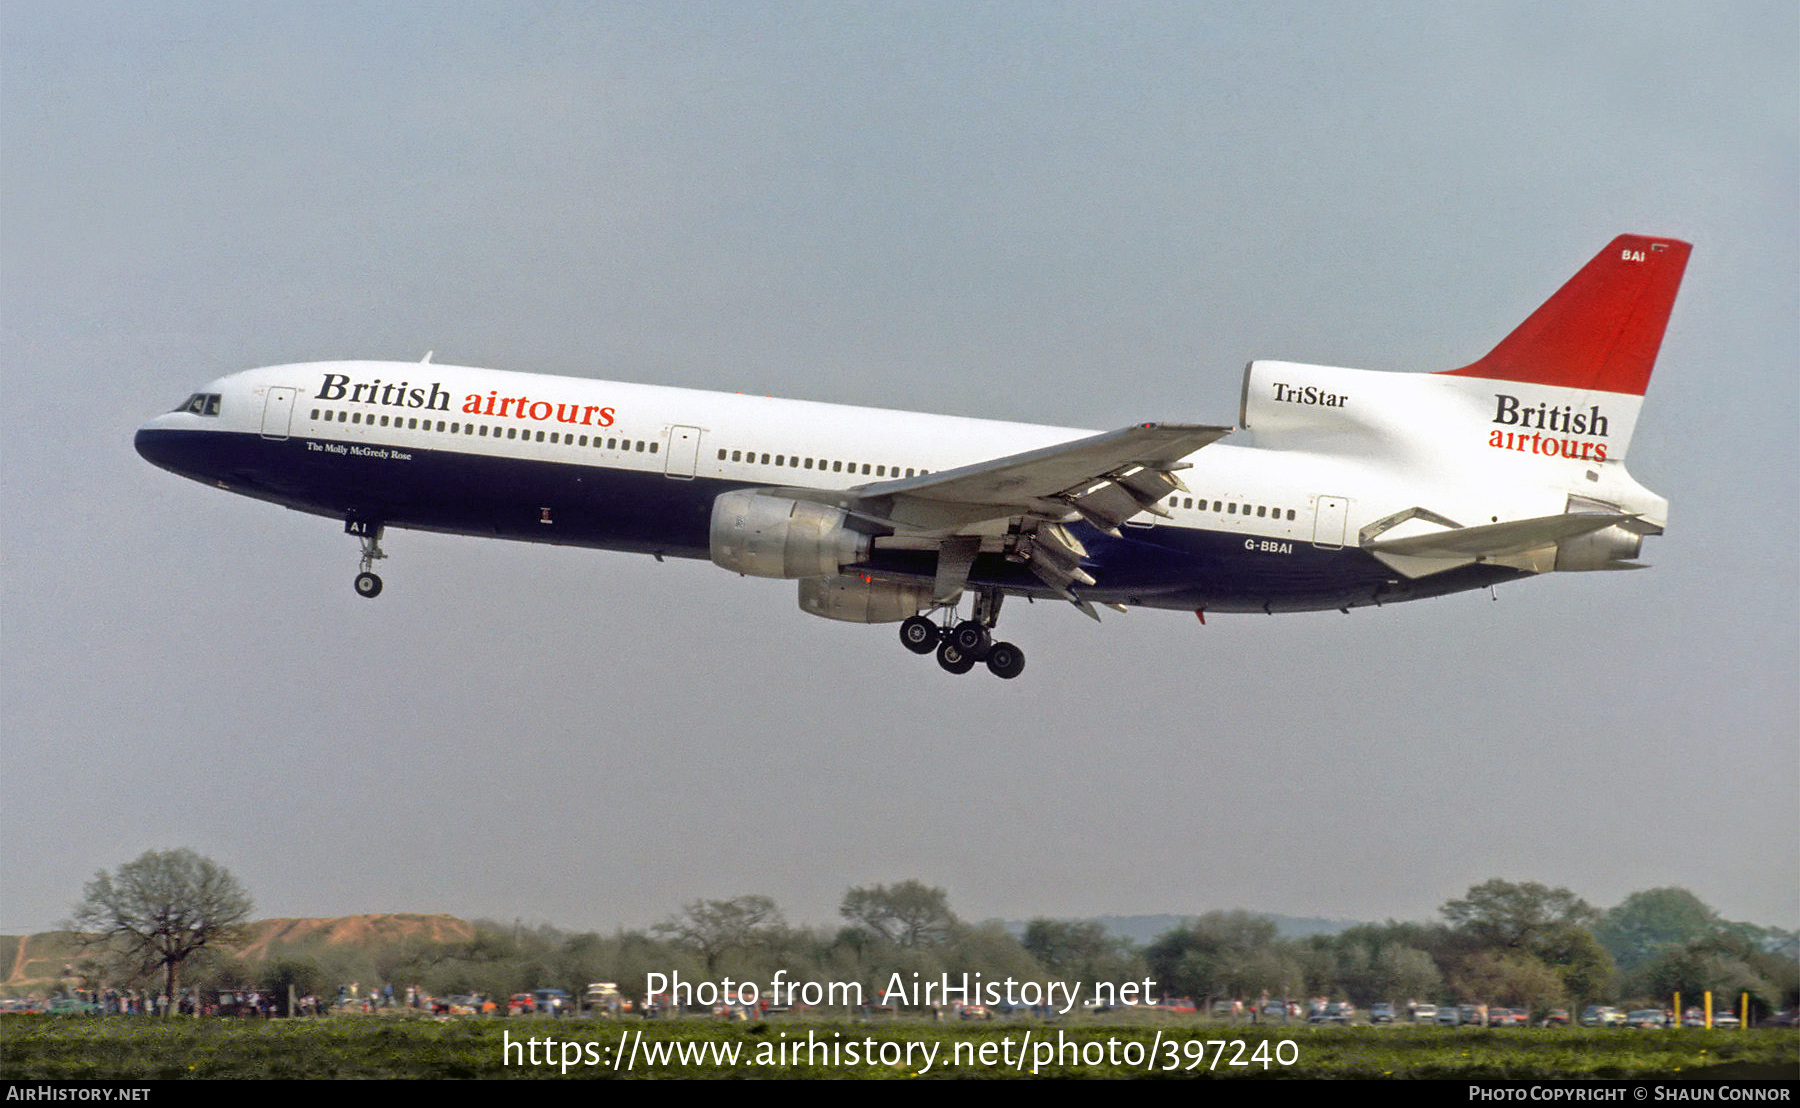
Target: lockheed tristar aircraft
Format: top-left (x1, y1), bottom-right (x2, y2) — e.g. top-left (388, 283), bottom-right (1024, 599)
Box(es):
top-left (137, 234), bottom-right (1688, 679)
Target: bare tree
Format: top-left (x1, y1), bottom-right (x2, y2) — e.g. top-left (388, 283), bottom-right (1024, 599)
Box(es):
top-left (839, 880), bottom-right (957, 947)
top-left (70, 848), bottom-right (253, 1008)
top-left (653, 895), bottom-right (784, 975)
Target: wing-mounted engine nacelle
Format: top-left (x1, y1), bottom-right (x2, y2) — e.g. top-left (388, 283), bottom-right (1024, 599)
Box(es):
top-left (1554, 523), bottom-right (1644, 571)
top-left (797, 574), bottom-right (932, 623)
top-left (710, 489), bottom-right (872, 579)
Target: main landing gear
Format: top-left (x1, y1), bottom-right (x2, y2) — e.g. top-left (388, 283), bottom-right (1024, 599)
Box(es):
top-left (898, 590), bottom-right (1025, 679)
top-left (349, 521), bottom-right (386, 598)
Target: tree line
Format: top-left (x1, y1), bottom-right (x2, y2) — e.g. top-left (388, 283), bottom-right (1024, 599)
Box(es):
top-left (61, 852), bottom-right (1800, 1017)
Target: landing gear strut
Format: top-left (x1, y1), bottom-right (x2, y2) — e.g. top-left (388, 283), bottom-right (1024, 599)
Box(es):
top-left (350, 521), bottom-right (386, 598)
top-left (895, 588), bottom-right (1026, 679)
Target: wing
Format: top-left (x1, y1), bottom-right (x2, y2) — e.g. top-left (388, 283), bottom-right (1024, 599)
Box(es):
top-left (780, 422), bottom-right (1231, 606)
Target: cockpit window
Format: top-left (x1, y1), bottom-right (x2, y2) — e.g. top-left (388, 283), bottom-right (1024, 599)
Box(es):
top-left (174, 393), bottom-right (222, 416)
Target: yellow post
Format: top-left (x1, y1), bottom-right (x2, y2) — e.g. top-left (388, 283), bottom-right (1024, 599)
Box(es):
top-left (1704, 990), bottom-right (1713, 1030)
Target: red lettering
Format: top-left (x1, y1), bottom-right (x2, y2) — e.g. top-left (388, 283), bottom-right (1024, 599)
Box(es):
top-left (529, 401), bottom-right (552, 420)
top-left (497, 397), bottom-right (516, 417)
top-left (598, 407), bottom-right (616, 427)
top-left (462, 394), bottom-right (484, 415)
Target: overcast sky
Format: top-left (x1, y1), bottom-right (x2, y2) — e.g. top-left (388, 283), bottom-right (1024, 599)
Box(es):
top-left (4, 2), bottom-right (1794, 940)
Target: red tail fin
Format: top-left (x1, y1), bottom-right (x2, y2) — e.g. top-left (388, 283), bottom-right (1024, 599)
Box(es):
top-left (1442, 234), bottom-right (1691, 396)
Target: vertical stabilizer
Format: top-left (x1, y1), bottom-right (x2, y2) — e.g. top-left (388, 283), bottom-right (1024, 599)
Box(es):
top-left (1441, 235), bottom-right (1690, 397)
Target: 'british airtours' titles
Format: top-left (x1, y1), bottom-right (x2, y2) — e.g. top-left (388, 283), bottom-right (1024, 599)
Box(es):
top-left (315, 372), bottom-right (616, 428)
top-left (316, 372), bottom-right (453, 411)
top-left (1489, 393), bottom-right (1612, 462)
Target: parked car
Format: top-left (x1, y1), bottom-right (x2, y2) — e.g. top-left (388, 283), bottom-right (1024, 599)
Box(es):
top-left (1410, 1003), bottom-right (1438, 1022)
top-left (1625, 1009), bottom-right (1669, 1029)
top-left (1369, 1002), bottom-right (1395, 1023)
top-left (1541, 1008), bottom-right (1571, 1027)
top-left (40, 997), bottom-right (98, 1015)
top-left (1580, 1005), bottom-right (1625, 1027)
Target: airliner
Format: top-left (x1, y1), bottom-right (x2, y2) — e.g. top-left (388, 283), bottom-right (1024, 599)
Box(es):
top-left (136, 234), bottom-right (1689, 679)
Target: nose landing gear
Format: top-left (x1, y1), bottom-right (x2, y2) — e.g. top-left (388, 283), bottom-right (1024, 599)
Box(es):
top-left (897, 589), bottom-right (1025, 679)
top-left (348, 520), bottom-right (386, 599)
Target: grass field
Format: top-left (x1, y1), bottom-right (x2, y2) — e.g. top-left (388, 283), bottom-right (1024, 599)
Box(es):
top-left (4, 1014), bottom-right (1796, 1080)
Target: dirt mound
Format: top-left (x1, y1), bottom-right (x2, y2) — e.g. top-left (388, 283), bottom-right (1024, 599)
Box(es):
top-left (3, 932), bottom-right (84, 990)
top-left (3, 914), bottom-right (475, 989)
top-left (234, 914), bottom-right (475, 962)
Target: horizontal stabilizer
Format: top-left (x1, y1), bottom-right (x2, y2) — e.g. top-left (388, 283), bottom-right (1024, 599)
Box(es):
top-left (1365, 512), bottom-right (1634, 559)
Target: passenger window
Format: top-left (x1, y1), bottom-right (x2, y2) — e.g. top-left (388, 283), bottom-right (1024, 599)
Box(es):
top-left (906, 468), bottom-right (915, 477)
top-left (310, 409), bottom-right (320, 420)
top-left (507, 428), bottom-right (517, 439)
top-left (1257, 506), bottom-right (1266, 517)
top-left (1287, 509), bottom-right (1296, 521)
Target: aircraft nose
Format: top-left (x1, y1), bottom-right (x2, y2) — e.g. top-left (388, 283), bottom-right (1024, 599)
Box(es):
top-left (134, 419), bottom-right (200, 478)
top-left (134, 424), bottom-right (176, 471)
